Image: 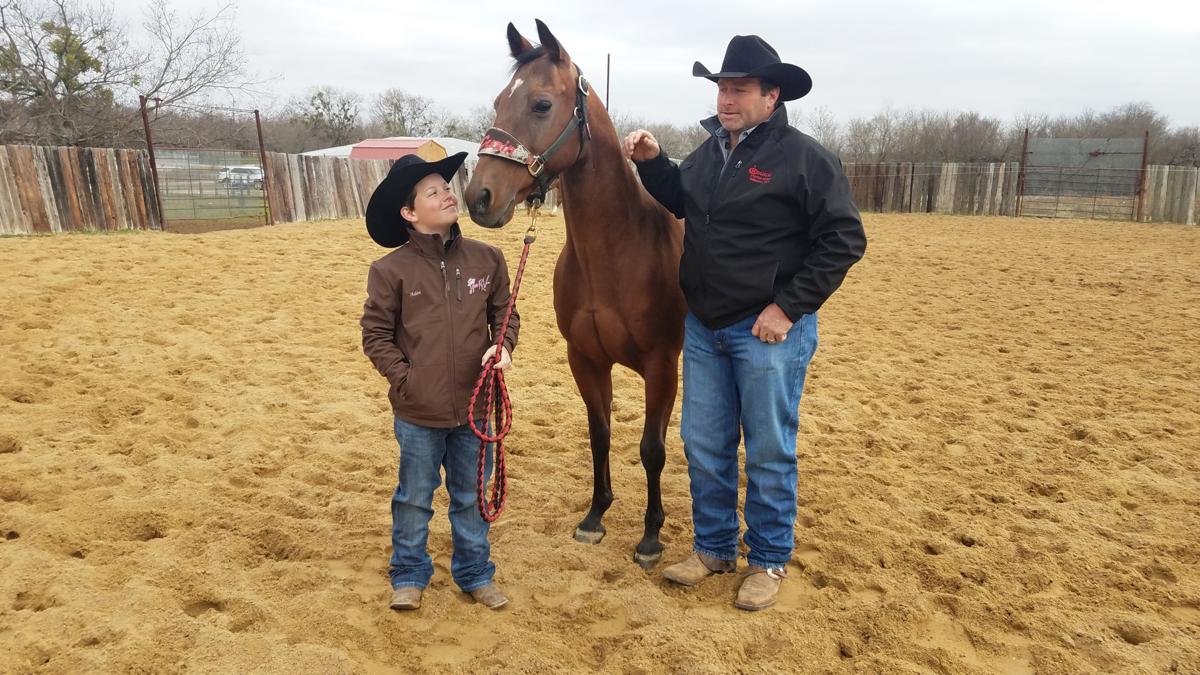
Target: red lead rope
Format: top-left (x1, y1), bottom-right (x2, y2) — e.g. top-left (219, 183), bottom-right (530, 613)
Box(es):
top-left (468, 222), bottom-right (537, 522)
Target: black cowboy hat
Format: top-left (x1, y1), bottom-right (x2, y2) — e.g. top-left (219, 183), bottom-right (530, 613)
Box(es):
top-left (693, 35), bottom-right (812, 101)
top-left (365, 152), bottom-right (468, 247)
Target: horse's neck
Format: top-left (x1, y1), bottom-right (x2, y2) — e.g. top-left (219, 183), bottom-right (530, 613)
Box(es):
top-left (559, 119), bottom-right (644, 254)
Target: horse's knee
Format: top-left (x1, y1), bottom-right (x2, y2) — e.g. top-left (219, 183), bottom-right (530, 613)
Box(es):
top-left (639, 437), bottom-right (665, 472)
top-left (587, 418), bottom-right (611, 449)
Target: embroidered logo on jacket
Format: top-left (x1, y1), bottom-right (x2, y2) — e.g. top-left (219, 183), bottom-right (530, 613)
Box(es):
top-left (748, 166), bottom-right (773, 184)
top-left (467, 275), bottom-right (492, 295)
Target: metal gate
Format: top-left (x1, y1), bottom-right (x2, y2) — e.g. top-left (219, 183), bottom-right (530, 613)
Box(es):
top-left (155, 147), bottom-right (270, 231)
top-left (1017, 134), bottom-right (1148, 221)
top-left (138, 96), bottom-right (273, 232)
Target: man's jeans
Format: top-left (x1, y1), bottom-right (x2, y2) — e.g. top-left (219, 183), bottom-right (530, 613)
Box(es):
top-left (680, 311), bottom-right (818, 569)
top-left (389, 417), bottom-right (495, 592)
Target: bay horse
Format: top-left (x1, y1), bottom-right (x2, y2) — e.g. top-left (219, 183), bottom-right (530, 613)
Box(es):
top-left (465, 20), bottom-right (685, 567)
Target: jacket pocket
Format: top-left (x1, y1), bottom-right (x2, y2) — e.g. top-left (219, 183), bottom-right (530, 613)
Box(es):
top-left (398, 365), bottom-right (415, 400)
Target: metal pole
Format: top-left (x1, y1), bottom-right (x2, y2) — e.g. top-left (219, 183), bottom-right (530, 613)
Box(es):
top-left (1053, 166), bottom-right (1062, 218)
top-left (1135, 129), bottom-right (1150, 222)
top-left (907, 162), bottom-right (915, 212)
top-left (140, 95), bottom-right (166, 230)
top-left (605, 53), bottom-right (611, 109)
top-left (255, 109), bottom-right (274, 226)
top-left (1015, 127), bottom-right (1029, 217)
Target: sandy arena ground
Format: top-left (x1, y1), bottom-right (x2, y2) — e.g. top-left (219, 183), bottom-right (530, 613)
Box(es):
top-left (1, 213), bottom-right (1198, 673)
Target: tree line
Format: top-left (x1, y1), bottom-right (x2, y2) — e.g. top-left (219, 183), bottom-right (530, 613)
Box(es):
top-left (3, 0), bottom-right (1197, 166)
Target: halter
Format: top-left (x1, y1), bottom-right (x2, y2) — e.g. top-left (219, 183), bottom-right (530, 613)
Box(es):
top-left (477, 66), bottom-right (591, 205)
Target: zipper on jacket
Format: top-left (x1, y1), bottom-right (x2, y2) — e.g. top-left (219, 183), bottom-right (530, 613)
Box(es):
top-left (439, 258), bottom-right (460, 424)
top-left (455, 267), bottom-right (462, 302)
top-left (706, 141), bottom-right (747, 226)
top-left (716, 145), bottom-right (746, 198)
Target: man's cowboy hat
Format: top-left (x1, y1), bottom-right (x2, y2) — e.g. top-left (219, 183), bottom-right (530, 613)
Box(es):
top-left (693, 35), bottom-right (812, 101)
top-left (365, 152), bottom-right (468, 247)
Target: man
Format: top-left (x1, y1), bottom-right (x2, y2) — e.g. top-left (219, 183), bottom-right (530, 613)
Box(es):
top-left (624, 35), bottom-right (866, 611)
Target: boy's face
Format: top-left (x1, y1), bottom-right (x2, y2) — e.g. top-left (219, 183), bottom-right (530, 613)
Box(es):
top-left (401, 173), bottom-right (459, 232)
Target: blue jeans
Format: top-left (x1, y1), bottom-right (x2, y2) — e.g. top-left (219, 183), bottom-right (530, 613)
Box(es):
top-left (389, 417), bottom-right (495, 592)
top-left (680, 311), bottom-right (818, 569)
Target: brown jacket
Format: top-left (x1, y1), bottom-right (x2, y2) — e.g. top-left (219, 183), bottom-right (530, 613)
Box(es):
top-left (361, 224), bottom-right (519, 428)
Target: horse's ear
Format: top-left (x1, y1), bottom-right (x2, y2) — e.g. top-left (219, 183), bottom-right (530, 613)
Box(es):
top-left (534, 19), bottom-right (569, 63)
top-left (507, 22), bottom-right (534, 59)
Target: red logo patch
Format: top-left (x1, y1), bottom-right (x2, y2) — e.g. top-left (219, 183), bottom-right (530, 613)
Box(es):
top-left (748, 166), bottom-right (772, 184)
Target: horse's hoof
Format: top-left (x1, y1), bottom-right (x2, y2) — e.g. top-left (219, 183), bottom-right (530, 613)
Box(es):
top-left (574, 527), bottom-right (605, 545)
top-left (633, 550), bottom-right (661, 569)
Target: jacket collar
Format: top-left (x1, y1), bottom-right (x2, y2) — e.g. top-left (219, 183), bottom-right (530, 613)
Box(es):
top-left (404, 222), bottom-right (462, 259)
top-left (700, 103), bottom-right (789, 140)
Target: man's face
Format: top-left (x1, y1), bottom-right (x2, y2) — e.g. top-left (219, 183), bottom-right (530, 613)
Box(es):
top-left (716, 77), bottom-right (779, 135)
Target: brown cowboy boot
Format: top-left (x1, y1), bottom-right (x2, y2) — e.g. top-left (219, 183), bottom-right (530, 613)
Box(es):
top-left (735, 566), bottom-right (786, 611)
top-left (662, 552), bottom-right (737, 586)
top-left (469, 583), bottom-right (509, 610)
top-left (389, 586), bottom-right (422, 610)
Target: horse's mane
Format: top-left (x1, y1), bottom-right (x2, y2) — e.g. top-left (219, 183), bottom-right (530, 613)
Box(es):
top-left (510, 46), bottom-right (546, 74)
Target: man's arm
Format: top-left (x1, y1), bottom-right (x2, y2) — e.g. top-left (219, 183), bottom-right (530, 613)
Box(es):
top-left (774, 150), bottom-right (867, 321)
top-left (625, 130), bottom-right (686, 219)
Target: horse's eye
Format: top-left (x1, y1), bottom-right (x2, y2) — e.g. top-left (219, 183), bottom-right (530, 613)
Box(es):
top-left (533, 100), bottom-right (552, 114)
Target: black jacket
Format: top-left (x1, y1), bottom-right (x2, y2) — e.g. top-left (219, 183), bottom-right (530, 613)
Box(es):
top-left (635, 105), bottom-right (866, 329)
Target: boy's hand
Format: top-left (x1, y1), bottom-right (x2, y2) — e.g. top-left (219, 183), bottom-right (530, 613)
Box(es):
top-left (481, 345), bottom-right (512, 371)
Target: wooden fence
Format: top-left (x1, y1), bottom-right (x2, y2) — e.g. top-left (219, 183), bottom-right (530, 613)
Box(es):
top-left (1, 144), bottom-right (1197, 234)
top-left (0, 144), bottom-right (160, 235)
top-left (844, 161), bottom-right (1199, 224)
top-left (264, 152), bottom-right (391, 225)
top-left (1142, 165), bottom-right (1199, 225)
top-left (844, 162), bottom-right (1019, 217)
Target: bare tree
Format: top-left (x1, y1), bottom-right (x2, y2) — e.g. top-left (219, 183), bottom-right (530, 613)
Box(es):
top-left (793, 104), bottom-right (844, 155)
top-left (137, 0), bottom-right (257, 107)
top-left (371, 88), bottom-right (441, 137)
top-left (609, 110), bottom-right (708, 160)
top-left (440, 104), bottom-right (493, 142)
top-left (1, 0), bottom-right (257, 146)
top-left (1160, 126), bottom-right (1199, 166)
top-left (1, 0), bottom-right (139, 144)
top-left (946, 111), bottom-right (1003, 162)
top-left (290, 86), bottom-right (361, 146)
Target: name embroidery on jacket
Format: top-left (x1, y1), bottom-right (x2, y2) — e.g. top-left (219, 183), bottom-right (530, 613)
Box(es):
top-left (748, 166), bottom-right (773, 184)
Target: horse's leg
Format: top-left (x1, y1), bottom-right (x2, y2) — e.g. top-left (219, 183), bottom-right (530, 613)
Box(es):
top-left (568, 346), bottom-right (614, 544)
top-left (632, 351), bottom-right (678, 568)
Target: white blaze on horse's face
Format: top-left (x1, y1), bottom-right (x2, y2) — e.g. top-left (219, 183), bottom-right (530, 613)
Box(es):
top-left (508, 77), bottom-right (525, 98)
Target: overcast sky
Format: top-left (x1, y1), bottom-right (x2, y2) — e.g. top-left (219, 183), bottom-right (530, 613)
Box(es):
top-left (115, 0), bottom-right (1200, 130)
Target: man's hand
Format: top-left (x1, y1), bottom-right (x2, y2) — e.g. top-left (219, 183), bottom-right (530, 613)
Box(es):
top-left (623, 130), bottom-right (662, 162)
top-left (481, 345), bottom-right (512, 371)
top-left (750, 304), bottom-right (794, 345)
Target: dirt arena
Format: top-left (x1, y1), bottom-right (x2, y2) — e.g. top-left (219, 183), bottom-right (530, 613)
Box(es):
top-left (1, 212), bottom-right (1198, 673)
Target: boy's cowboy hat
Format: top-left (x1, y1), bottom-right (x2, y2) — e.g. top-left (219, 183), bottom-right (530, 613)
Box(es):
top-left (366, 152), bottom-right (468, 247)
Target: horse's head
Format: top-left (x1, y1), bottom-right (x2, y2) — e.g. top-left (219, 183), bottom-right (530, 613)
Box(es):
top-left (466, 20), bottom-right (590, 228)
